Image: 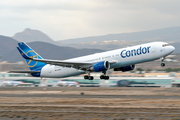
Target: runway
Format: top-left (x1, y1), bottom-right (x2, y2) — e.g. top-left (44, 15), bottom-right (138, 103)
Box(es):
top-left (0, 87), bottom-right (180, 120)
top-left (1, 94), bottom-right (180, 99)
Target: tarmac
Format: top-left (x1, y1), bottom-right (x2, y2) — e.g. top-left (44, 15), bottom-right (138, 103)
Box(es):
top-left (0, 87), bottom-right (180, 120)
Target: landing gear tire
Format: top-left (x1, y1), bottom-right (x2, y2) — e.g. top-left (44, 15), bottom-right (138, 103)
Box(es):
top-left (100, 75), bottom-right (109, 80)
top-left (105, 76), bottom-right (109, 80)
top-left (100, 75), bottom-right (104, 79)
top-left (161, 63), bottom-right (165, 67)
top-left (84, 75), bottom-right (88, 79)
top-left (88, 76), bottom-right (94, 80)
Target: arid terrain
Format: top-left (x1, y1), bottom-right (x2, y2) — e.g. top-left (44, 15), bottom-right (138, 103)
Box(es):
top-left (0, 87), bottom-right (180, 120)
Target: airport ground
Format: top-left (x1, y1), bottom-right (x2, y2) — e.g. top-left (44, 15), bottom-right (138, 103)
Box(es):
top-left (0, 87), bottom-right (180, 120)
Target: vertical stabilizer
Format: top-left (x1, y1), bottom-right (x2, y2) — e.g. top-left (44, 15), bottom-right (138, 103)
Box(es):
top-left (17, 42), bottom-right (46, 71)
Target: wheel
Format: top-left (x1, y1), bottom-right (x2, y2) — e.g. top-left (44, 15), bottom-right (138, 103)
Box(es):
top-left (105, 76), bottom-right (109, 80)
top-left (88, 76), bottom-right (94, 80)
top-left (100, 75), bottom-right (104, 79)
top-left (161, 63), bottom-right (165, 67)
top-left (84, 75), bottom-right (88, 79)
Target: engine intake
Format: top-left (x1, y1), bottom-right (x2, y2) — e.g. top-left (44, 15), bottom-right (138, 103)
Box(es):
top-left (114, 64), bottom-right (135, 72)
top-left (93, 61), bottom-right (110, 72)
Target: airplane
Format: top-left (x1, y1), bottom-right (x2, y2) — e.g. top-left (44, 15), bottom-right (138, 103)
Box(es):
top-left (56, 80), bottom-right (80, 87)
top-left (10, 42), bottom-right (175, 80)
top-left (0, 74), bottom-right (25, 86)
top-left (0, 80), bottom-right (25, 86)
top-left (37, 78), bottom-right (79, 87)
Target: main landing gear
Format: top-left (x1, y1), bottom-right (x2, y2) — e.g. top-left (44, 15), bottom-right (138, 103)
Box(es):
top-left (160, 57), bottom-right (165, 67)
top-left (100, 75), bottom-right (109, 80)
top-left (84, 75), bottom-right (94, 80)
top-left (100, 71), bottom-right (109, 80)
top-left (84, 71), bottom-right (94, 80)
top-left (84, 71), bottom-right (110, 80)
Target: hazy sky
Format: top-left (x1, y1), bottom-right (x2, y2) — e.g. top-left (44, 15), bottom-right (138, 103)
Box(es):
top-left (0, 0), bottom-right (180, 40)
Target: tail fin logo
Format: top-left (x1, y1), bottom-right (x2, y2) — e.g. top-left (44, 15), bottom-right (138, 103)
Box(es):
top-left (26, 50), bottom-right (39, 67)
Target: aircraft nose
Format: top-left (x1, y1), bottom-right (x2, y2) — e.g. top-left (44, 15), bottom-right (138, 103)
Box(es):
top-left (170, 46), bottom-right (175, 52)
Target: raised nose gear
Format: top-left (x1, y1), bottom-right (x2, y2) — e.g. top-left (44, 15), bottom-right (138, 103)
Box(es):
top-left (160, 57), bottom-right (165, 67)
top-left (161, 63), bottom-right (165, 67)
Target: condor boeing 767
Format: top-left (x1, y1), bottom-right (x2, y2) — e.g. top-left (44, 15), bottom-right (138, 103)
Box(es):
top-left (11, 42), bottom-right (175, 80)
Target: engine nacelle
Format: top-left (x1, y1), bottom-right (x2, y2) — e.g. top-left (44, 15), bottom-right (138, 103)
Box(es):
top-left (114, 64), bottom-right (135, 72)
top-left (93, 61), bottom-right (110, 72)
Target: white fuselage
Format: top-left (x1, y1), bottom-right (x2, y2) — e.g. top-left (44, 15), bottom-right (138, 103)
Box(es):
top-left (40, 42), bottom-right (175, 78)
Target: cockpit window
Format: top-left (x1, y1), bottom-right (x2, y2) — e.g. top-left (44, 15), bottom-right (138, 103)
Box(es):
top-left (162, 44), bottom-right (168, 47)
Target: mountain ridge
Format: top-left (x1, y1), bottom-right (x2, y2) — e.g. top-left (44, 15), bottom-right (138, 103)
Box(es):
top-left (59, 26), bottom-right (180, 44)
top-left (12, 28), bottom-right (55, 43)
top-left (0, 35), bottom-right (103, 62)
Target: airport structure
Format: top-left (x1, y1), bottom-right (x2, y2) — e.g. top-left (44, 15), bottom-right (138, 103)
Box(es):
top-left (0, 72), bottom-right (179, 87)
top-left (171, 78), bottom-right (180, 87)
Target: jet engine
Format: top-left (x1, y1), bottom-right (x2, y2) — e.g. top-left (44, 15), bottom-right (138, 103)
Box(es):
top-left (93, 61), bottom-right (110, 72)
top-left (114, 64), bottom-right (135, 72)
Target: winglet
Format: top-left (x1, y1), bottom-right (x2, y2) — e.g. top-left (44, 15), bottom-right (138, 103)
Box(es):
top-left (17, 47), bottom-right (32, 60)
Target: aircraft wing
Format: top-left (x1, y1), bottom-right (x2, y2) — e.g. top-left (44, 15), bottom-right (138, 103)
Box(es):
top-left (29, 58), bottom-right (93, 70)
top-left (18, 47), bottom-right (116, 71)
top-left (18, 47), bottom-right (93, 70)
